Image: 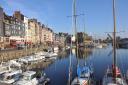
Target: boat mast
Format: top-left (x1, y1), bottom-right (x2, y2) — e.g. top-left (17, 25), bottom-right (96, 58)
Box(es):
top-left (68, 0), bottom-right (77, 84)
top-left (83, 14), bottom-right (86, 47)
top-left (73, 0), bottom-right (78, 47)
top-left (73, 0), bottom-right (79, 63)
top-left (73, 0), bottom-right (79, 83)
top-left (112, 0), bottom-right (117, 81)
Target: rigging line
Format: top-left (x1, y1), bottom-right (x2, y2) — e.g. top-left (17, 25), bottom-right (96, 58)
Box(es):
top-left (83, 14), bottom-right (87, 65)
top-left (76, 47), bottom-right (79, 66)
top-left (116, 40), bottom-right (124, 74)
top-left (116, 40), bottom-right (126, 75)
top-left (78, 48), bottom-right (84, 66)
top-left (126, 49), bottom-right (128, 70)
top-left (84, 49), bottom-right (88, 66)
top-left (83, 49), bottom-right (86, 66)
top-left (84, 48), bottom-right (88, 66)
top-left (118, 50), bottom-right (125, 75)
top-left (84, 48), bottom-right (89, 65)
top-left (79, 48), bottom-right (87, 67)
top-left (68, 50), bottom-right (72, 85)
top-left (121, 51), bottom-right (126, 79)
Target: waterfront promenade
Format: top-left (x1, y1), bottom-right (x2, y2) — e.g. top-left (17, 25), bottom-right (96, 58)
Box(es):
top-left (0, 45), bottom-right (48, 62)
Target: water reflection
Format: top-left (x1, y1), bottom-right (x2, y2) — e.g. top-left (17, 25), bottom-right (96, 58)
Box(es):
top-left (78, 48), bottom-right (93, 59)
top-left (29, 47), bottom-right (128, 85)
top-left (58, 49), bottom-right (70, 59)
top-left (42, 48), bottom-right (94, 85)
top-left (72, 48), bottom-right (93, 58)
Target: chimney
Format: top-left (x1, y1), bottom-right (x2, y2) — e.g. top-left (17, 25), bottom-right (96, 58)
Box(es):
top-left (13, 11), bottom-right (24, 21)
top-left (0, 6), bottom-right (3, 20)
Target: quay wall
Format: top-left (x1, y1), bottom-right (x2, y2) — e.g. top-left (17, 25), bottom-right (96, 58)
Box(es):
top-left (0, 46), bottom-right (47, 62)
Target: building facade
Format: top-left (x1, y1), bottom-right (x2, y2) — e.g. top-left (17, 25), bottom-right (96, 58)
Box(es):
top-left (28, 19), bottom-right (36, 45)
top-left (0, 7), bottom-right (11, 49)
top-left (10, 11), bottom-right (25, 47)
top-left (0, 6), bottom-right (56, 49)
top-left (0, 6), bottom-right (4, 36)
top-left (28, 19), bottom-right (40, 46)
top-left (53, 32), bottom-right (69, 46)
top-left (0, 8), bottom-right (26, 49)
top-left (41, 27), bottom-right (53, 45)
top-left (38, 23), bottom-right (43, 44)
top-left (24, 16), bottom-right (30, 44)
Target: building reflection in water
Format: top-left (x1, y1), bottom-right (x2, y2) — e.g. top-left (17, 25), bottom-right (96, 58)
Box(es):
top-left (28, 49), bottom-right (71, 70)
top-left (57, 49), bottom-right (70, 59)
top-left (22, 48), bottom-right (93, 71)
top-left (22, 60), bottom-right (54, 71)
top-left (72, 48), bottom-right (93, 59)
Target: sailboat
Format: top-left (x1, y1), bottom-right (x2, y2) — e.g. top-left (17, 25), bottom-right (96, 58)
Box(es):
top-left (0, 69), bottom-right (22, 84)
top-left (71, 48), bottom-right (94, 85)
top-left (71, 63), bottom-right (93, 85)
top-left (71, 0), bottom-right (94, 85)
top-left (102, 0), bottom-right (127, 85)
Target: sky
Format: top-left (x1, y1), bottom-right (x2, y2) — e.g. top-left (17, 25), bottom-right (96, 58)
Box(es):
top-left (0, 0), bottom-right (128, 38)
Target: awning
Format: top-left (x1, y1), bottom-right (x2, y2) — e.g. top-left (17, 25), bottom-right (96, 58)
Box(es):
top-left (25, 41), bottom-right (32, 44)
top-left (16, 41), bottom-right (25, 44)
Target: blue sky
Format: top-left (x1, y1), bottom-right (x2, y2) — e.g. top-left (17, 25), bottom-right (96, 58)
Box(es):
top-left (0, 0), bottom-right (128, 38)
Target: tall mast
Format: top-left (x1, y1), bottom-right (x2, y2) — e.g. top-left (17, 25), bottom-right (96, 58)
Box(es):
top-left (67, 0), bottom-right (77, 84)
top-left (83, 14), bottom-right (86, 46)
top-left (73, 0), bottom-right (78, 47)
top-left (112, 0), bottom-right (117, 80)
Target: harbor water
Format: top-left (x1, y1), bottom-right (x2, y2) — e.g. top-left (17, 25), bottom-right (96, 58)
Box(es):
top-left (41, 46), bottom-right (128, 85)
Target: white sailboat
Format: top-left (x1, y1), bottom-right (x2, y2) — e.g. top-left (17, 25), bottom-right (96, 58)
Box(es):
top-left (71, 48), bottom-right (94, 85)
top-left (70, 0), bottom-right (94, 84)
top-left (71, 63), bottom-right (93, 85)
top-left (102, 0), bottom-right (127, 85)
top-left (18, 57), bottom-right (29, 64)
top-left (8, 59), bottom-right (22, 67)
top-left (45, 52), bottom-right (57, 60)
top-left (0, 69), bottom-right (22, 84)
top-left (103, 66), bottom-right (127, 85)
top-left (14, 71), bottom-right (38, 85)
top-left (0, 62), bottom-right (11, 75)
top-left (14, 70), bottom-right (50, 85)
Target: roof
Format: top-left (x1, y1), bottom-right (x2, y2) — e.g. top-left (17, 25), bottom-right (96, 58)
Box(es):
top-left (23, 71), bottom-right (36, 77)
top-left (4, 70), bottom-right (22, 76)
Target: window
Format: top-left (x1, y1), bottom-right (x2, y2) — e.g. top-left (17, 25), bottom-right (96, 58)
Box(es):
top-left (6, 38), bottom-right (9, 42)
top-left (31, 74), bottom-right (36, 80)
top-left (23, 76), bottom-right (30, 80)
top-left (44, 37), bottom-right (46, 41)
top-left (6, 76), bottom-right (13, 80)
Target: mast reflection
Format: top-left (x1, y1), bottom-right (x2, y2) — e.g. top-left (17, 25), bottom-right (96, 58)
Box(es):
top-left (72, 48), bottom-right (93, 59)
